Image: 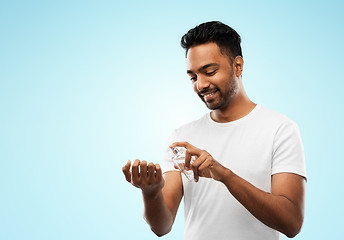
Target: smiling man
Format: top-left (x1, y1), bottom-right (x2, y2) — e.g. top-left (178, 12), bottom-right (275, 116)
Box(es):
top-left (122, 21), bottom-right (306, 239)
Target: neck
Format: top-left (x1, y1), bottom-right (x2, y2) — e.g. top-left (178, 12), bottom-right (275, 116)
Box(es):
top-left (210, 91), bottom-right (256, 123)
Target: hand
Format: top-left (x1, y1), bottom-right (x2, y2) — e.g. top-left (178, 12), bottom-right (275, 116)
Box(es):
top-left (122, 160), bottom-right (165, 196)
top-left (170, 142), bottom-right (229, 182)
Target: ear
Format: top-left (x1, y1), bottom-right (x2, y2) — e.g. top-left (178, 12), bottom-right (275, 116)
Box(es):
top-left (232, 56), bottom-right (244, 77)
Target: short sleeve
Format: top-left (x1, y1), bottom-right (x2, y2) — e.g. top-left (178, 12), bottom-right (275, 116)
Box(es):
top-left (161, 130), bottom-right (179, 174)
top-left (271, 121), bottom-right (307, 179)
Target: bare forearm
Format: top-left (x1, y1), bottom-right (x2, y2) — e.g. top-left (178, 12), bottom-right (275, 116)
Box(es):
top-left (142, 190), bottom-right (174, 237)
top-left (123, 160), bottom-right (177, 237)
top-left (222, 170), bottom-right (304, 238)
top-left (169, 142), bottom-right (305, 237)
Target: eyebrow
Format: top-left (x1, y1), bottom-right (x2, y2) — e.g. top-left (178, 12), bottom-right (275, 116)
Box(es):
top-left (187, 63), bottom-right (219, 74)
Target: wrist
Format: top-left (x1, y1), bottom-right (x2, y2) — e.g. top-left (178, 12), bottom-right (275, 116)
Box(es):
top-left (142, 188), bottom-right (162, 200)
top-left (219, 168), bottom-right (233, 184)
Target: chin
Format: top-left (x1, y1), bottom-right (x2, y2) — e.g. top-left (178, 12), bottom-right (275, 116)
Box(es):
top-left (205, 98), bottom-right (231, 110)
top-left (205, 102), bottom-right (223, 110)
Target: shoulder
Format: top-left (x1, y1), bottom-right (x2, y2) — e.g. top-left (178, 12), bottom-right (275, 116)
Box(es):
top-left (176, 113), bottom-right (209, 131)
top-left (256, 106), bottom-right (303, 155)
top-left (173, 113), bottom-right (209, 136)
top-left (255, 105), bottom-right (298, 130)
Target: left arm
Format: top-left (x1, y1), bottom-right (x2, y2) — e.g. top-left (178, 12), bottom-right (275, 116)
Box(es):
top-left (170, 142), bottom-right (306, 238)
top-left (222, 169), bottom-right (305, 238)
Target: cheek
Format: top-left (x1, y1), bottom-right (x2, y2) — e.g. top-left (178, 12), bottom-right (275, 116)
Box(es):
top-left (216, 74), bottom-right (232, 89)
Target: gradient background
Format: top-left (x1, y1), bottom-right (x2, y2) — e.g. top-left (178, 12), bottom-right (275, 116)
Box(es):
top-left (1, 0), bottom-right (343, 239)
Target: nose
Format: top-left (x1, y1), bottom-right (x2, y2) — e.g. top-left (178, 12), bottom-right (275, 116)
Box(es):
top-left (196, 75), bottom-right (210, 92)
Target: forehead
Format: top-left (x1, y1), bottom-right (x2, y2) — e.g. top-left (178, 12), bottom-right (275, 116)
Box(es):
top-left (186, 42), bottom-right (229, 71)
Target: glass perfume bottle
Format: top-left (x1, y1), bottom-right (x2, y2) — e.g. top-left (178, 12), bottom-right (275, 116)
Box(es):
top-left (171, 147), bottom-right (194, 181)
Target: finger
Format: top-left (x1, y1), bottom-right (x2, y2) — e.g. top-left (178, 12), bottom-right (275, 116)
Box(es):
top-left (148, 162), bottom-right (155, 183)
top-left (132, 159), bottom-right (140, 184)
top-left (170, 141), bottom-right (190, 149)
top-left (170, 141), bottom-right (202, 157)
top-left (185, 149), bottom-right (192, 170)
top-left (156, 163), bottom-right (163, 182)
top-left (192, 154), bottom-right (207, 182)
top-left (197, 157), bottom-right (212, 177)
top-left (122, 160), bottom-right (132, 182)
top-left (140, 161), bottom-right (148, 182)
top-left (192, 162), bottom-right (199, 182)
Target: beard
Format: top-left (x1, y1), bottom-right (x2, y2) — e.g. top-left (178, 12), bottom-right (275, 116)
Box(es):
top-left (198, 78), bottom-right (239, 110)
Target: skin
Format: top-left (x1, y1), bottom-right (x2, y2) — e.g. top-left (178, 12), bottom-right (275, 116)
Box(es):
top-left (122, 42), bottom-right (306, 238)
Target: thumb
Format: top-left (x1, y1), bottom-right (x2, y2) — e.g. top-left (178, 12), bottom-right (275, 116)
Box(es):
top-left (122, 160), bottom-right (132, 183)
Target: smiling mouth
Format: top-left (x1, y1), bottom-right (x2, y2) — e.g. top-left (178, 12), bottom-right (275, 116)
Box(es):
top-left (200, 89), bottom-right (218, 100)
top-left (203, 91), bottom-right (217, 98)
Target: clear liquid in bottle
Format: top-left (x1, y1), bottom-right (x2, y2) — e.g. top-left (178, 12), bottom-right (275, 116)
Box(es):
top-left (171, 147), bottom-right (194, 181)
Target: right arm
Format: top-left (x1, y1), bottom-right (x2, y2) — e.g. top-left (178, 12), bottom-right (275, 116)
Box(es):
top-left (122, 160), bottom-right (183, 237)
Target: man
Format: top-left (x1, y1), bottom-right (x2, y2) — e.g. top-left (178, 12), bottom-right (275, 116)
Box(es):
top-left (122, 21), bottom-right (306, 239)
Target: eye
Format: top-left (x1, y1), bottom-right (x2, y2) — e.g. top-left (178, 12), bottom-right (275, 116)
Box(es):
top-left (190, 75), bottom-right (197, 82)
top-left (206, 70), bottom-right (217, 76)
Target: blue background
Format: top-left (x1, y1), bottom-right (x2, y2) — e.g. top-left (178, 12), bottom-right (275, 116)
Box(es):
top-left (1, 0), bottom-right (343, 239)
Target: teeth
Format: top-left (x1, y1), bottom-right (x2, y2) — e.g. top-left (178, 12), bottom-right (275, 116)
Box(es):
top-left (203, 91), bottom-right (216, 97)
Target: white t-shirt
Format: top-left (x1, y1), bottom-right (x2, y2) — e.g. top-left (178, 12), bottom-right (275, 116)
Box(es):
top-left (162, 104), bottom-right (306, 240)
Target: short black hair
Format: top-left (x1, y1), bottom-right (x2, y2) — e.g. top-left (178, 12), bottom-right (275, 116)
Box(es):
top-left (181, 21), bottom-right (242, 61)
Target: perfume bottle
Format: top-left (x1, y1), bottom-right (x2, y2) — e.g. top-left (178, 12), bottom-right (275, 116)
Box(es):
top-left (171, 147), bottom-right (194, 181)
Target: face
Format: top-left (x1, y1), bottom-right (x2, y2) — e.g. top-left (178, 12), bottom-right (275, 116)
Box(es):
top-left (186, 42), bottom-right (239, 110)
